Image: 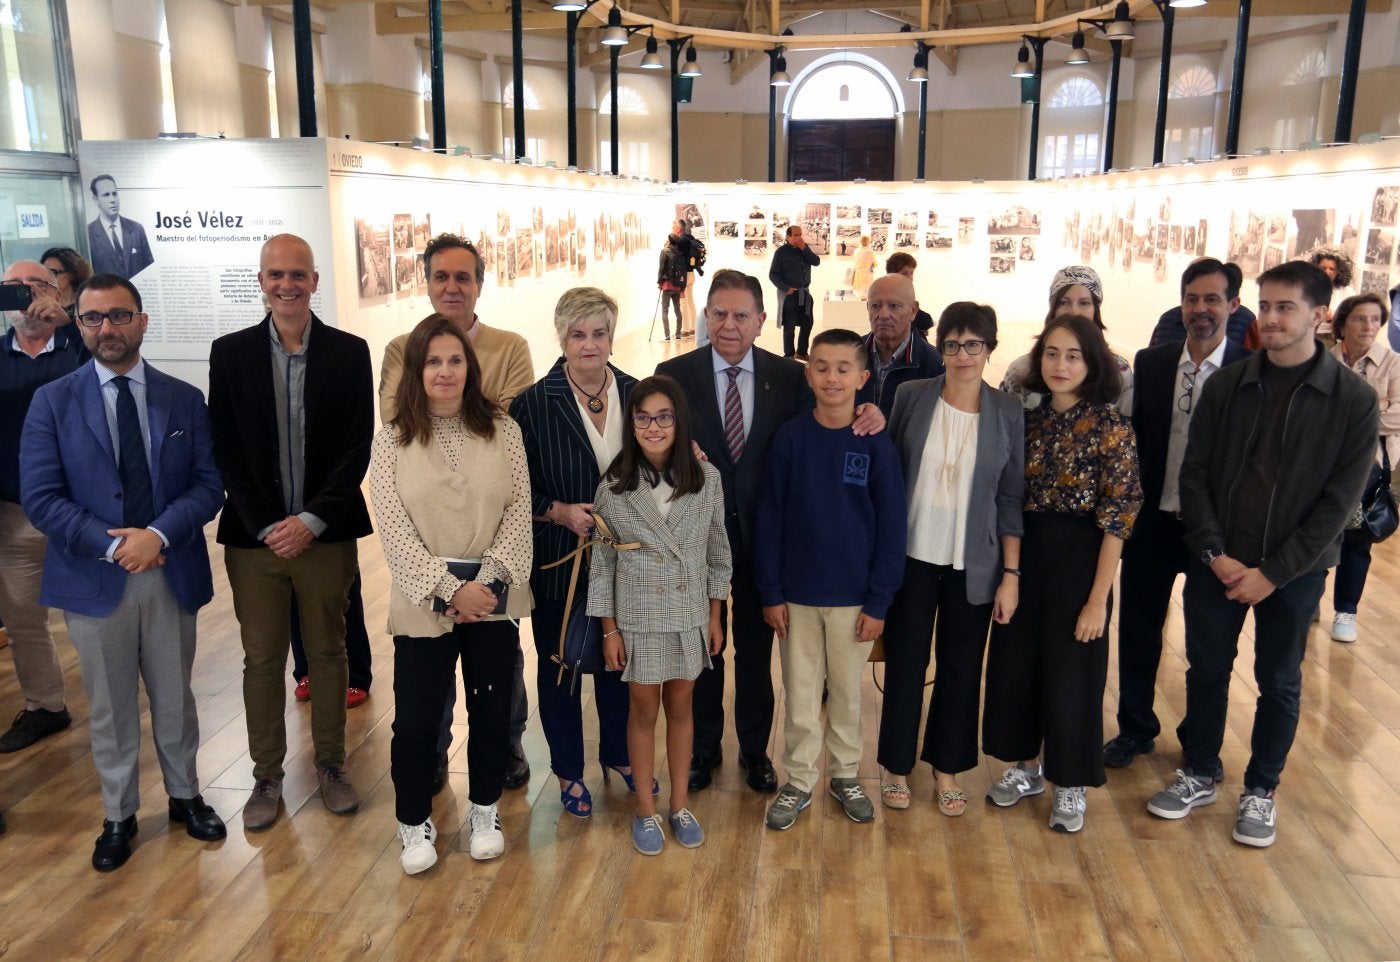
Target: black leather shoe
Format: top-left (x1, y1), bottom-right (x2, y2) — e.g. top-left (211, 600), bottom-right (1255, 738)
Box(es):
top-left (169, 795), bottom-right (227, 841)
top-left (1103, 735), bottom-right (1155, 769)
top-left (502, 742), bottom-right (530, 790)
top-left (93, 815), bottom-right (138, 872)
top-left (739, 753), bottom-right (778, 793)
top-left (431, 750), bottom-right (450, 796)
top-left (687, 749), bottom-right (723, 792)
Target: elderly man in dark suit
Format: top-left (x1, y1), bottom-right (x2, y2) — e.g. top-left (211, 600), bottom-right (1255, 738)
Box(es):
top-left (656, 269), bottom-right (883, 793)
top-left (21, 273), bottom-right (226, 871)
top-left (208, 234), bottom-right (374, 830)
top-left (86, 176), bottom-right (154, 280)
top-left (1105, 259), bottom-right (1251, 770)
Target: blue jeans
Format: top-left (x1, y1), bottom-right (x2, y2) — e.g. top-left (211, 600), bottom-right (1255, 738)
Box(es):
top-left (1178, 561), bottom-right (1325, 792)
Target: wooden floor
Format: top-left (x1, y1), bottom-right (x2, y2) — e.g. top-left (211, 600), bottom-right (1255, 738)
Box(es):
top-left (3, 320), bottom-right (1400, 961)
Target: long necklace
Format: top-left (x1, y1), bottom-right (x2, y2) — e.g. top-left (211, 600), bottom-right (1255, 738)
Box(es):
top-left (937, 401), bottom-right (976, 487)
top-left (566, 364), bottom-right (609, 414)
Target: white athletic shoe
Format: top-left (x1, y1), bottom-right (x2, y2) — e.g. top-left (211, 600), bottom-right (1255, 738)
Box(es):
top-left (398, 818), bottom-right (438, 875)
top-left (467, 803), bottom-right (506, 860)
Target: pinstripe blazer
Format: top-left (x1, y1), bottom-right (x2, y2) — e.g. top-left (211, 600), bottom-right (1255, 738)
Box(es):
top-left (586, 462), bottom-right (732, 633)
top-left (509, 360), bottom-right (638, 600)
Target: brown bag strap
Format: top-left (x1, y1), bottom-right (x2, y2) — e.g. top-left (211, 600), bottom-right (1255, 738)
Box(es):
top-left (538, 511), bottom-right (640, 685)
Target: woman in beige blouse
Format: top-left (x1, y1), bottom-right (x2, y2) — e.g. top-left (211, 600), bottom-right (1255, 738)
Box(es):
top-left (1328, 292), bottom-right (1400, 642)
top-left (370, 314), bottom-right (533, 875)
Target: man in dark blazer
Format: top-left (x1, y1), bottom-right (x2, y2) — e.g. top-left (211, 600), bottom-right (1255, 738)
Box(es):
top-left (21, 273), bottom-right (226, 871)
top-left (86, 175), bottom-right (155, 280)
top-left (657, 269), bottom-right (883, 793)
top-left (1105, 259), bottom-right (1250, 769)
top-left (208, 234), bottom-right (374, 830)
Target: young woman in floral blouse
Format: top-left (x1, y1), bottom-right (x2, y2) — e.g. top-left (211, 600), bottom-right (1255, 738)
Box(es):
top-left (982, 313), bottom-right (1143, 834)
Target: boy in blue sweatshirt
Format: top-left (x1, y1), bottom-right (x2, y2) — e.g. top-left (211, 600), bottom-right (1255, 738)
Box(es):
top-left (755, 328), bottom-right (907, 830)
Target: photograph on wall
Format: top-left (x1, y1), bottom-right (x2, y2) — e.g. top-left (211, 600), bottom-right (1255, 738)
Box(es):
top-left (1288, 208), bottom-right (1333, 258)
top-left (1365, 229), bottom-right (1395, 266)
top-left (1020, 237), bottom-right (1037, 261)
top-left (1154, 251), bottom-right (1168, 282)
top-left (957, 217), bottom-right (975, 243)
top-left (392, 213), bottom-right (412, 254)
top-left (1227, 210), bottom-right (1263, 274)
top-left (1135, 225), bottom-right (1155, 263)
top-left (415, 253), bottom-right (426, 285)
top-left (897, 211), bottom-right (918, 231)
top-left (1360, 269), bottom-right (1391, 294)
top-left (505, 237), bottom-right (517, 286)
top-left (515, 228), bottom-right (534, 276)
top-left (354, 218), bottom-right (390, 300)
top-left (990, 236), bottom-right (1016, 256)
top-left (413, 216), bottom-right (431, 251)
top-left (988, 205), bottom-right (1040, 235)
top-left (801, 203), bottom-right (830, 255)
top-left (836, 204), bottom-right (861, 220)
top-left (744, 222), bottom-right (767, 240)
top-left (895, 231), bottom-right (916, 249)
top-left (1170, 226), bottom-right (1182, 253)
top-left (545, 224), bottom-right (560, 272)
top-left (715, 221), bottom-right (738, 238)
top-left (748, 205), bottom-right (766, 220)
top-left (575, 229), bottom-right (587, 274)
top-left (394, 253), bottom-right (416, 293)
top-left (1196, 219), bottom-right (1208, 256)
top-left (497, 208), bottom-right (510, 236)
top-left (1371, 186), bottom-right (1398, 227)
top-left (676, 202), bottom-right (707, 238)
top-left (495, 240), bottom-right (506, 286)
top-left (868, 207), bottom-right (892, 225)
top-left (1183, 226), bottom-right (1197, 254)
top-left (1262, 245), bottom-right (1284, 272)
top-left (870, 227), bottom-right (888, 252)
top-left (1159, 198), bottom-right (1171, 223)
top-left (928, 210), bottom-right (942, 227)
top-left (744, 238), bottom-right (767, 257)
top-left (532, 206), bottom-right (544, 232)
top-left (925, 232), bottom-right (953, 251)
top-left (1266, 213), bottom-right (1287, 247)
top-left (772, 214), bottom-right (789, 249)
top-left (593, 214), bottom-right (606, 259)
top-left (989, 256), bottom-right (1015, 274)
top-left (536, 238), bottom-right (545, 277)
top-left (835, 224), bottom-right (862, 255)
top-left (1156, 223), bottom-right (1169, 251)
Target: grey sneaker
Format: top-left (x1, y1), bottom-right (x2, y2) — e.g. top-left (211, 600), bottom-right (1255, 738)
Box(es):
top-left (828, 778), bottom-right (875, 823)
top-left (986, 766), bottom-right (1046, 807)
top-left (242, 777), bottom-right (283, 831)
top-left (1232, 788), bottom-right (1277, 847)
top-left (668, 808), bottom-right (705, 848)
top-left (632, 814), bottom-right (665, 855)
top-left (1049, 785), bottom-right (1087, 833)
top-left (1147, 768), bottom-right (1218, 819)
top-left (317, 765), bottom-right (361, 815)
top-left (1331, 612), bottom-right (1357, 643)
top-left (765, 783), bottom-right (812, 831)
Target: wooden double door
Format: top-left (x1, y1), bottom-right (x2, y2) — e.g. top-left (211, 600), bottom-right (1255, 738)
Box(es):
top-left (787, 118), bottom-right (896, 181)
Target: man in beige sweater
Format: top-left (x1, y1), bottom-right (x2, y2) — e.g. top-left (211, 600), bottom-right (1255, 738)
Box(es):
top-left (378, 233), bottom-right (535, 792)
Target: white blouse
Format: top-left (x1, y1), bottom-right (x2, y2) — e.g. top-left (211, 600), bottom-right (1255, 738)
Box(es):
top-left (649, 477), bottom-right (675, 521)
top-left (575, 373), bottom-right (623, 474)
top-left (907, 401), bottom-right (979, 569)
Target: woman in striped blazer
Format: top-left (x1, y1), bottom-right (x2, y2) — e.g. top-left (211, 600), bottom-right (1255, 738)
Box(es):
top-left (509, 288), bottom-right (639, 820)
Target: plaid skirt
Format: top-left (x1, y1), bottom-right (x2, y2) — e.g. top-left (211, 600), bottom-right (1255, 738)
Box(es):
top-left (621, 626), bottom-right (712, 684)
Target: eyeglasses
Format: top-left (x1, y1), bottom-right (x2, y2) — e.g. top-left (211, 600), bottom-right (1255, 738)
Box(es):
top-left (1, 277), bottom-right (60, 296)
top-left (77, 309), bottom-right (138, 328)
top-left (1178, 368), bottom-right (1198, 414)
top-left (632, 412), bottom-right (676, 429)
top-left (939, 339), bottom-right (987, 356)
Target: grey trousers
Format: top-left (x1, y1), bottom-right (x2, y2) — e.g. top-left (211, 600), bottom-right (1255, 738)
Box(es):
top-left (65, 569), bottom-right (200, 821)
top-left (0, 501), bottom-right (66, 712)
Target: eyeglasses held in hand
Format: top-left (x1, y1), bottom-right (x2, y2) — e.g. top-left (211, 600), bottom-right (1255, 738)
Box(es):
top-left (77, 309), bottom-right (138, 328)
top-left (632, 412), bottom-right (676, 428)
top-left (939, 339), bottom-right (987, 356)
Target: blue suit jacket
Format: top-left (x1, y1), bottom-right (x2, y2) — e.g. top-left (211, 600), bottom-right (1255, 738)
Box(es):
top-left (20, 360), bottom-right (225, 617)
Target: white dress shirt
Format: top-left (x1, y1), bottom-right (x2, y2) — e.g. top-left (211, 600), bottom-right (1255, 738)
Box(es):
top-left (1159, 337), bottom-right (1228, 513)
top-left (711, 347), bottom-right (755, 440)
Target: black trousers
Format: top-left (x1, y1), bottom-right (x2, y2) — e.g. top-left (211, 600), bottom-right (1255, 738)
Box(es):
top-left (781, 292), bottom-right (814, 358)
top-left (291, 569), bottom-right (373, 689)
top-left (1114, 510), bottom-right (1189, 743)
top-left (692, 553), bottom-right (775, 758)
top-left (391, 619), bottom-right (519, 824)
top-left (660, 290), bottom-right (681, 336)
top-left (877, 558), bottom-right (994, 776)
top-left (983, 513), bottom-right (1111, 788)
top-left (1332, 528), bottom-right (1373, 614)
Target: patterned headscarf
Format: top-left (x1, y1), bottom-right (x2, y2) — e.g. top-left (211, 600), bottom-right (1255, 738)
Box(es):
top-left (1049, 265), bottom-right (1102, 304)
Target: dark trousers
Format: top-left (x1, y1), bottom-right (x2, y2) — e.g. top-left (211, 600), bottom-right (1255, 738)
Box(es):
top-left (983, 514), bottom-right (1110, 788)
top-left (1114, 510), bottom-right (1189, 743)
top-left (781, 292), bottom-right (814, 358)
top-left (1178, 562), bottom-right (1324, 791)
top-left (530, 594), bottom-right (630, 780)
top-left (877, 558), bottom-right (994, 776)
top-left (435, 642), bottom-right (527, 755)
top-left (290, 569), bottom-right (373, 690)
top-left (1332, 528), bottom-right (1373, 614)
top-left (660, 290), bottom-right (681, 336)
top-left (391, 619), bottom-right (519, 824)
top-left (692, 553), bottom-right (775, 758)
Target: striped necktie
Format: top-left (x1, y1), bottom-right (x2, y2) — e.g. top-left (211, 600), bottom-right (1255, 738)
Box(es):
top-left (723, 366), bottom-right (745, 461)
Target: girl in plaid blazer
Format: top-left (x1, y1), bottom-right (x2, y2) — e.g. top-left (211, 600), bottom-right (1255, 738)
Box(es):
top-left (589, 375), bottom-right (732, 855)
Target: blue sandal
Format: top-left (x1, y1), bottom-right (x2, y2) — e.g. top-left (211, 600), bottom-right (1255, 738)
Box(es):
top-left (560, 779), bottom-right (592, 819)
top-left (604, 764), bottom-right (659, 796)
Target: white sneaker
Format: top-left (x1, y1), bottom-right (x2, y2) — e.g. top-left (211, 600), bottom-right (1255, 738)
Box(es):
top-left (1331, 612), bottom-right (1357, 643)
top-left (398, 818), bottom-right (438, 875)
top-left (467, 803), bottom-right (505, 860)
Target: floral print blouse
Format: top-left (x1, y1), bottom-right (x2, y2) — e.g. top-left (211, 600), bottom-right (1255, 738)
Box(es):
top-left (1023, 398), bottom-right (1143, 539)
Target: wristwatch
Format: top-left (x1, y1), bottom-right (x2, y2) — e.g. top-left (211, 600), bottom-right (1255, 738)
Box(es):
top-left (1200, 547), bottom-right (1224, 566)
top-left (483, 579), bottom-right (508, 599)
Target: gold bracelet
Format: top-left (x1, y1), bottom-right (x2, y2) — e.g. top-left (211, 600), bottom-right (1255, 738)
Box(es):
top-left (603, 628), bottom-right (621, 639)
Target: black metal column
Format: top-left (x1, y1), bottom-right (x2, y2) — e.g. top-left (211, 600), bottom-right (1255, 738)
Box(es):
top-left (767, 50), bottom-right (778, 182)
top-left (1224, 0), bottom-right (1250, 155)
top-left (292, 0), bottom-right (316, 136)
top-left (610, 45), bottom-right (620, 175)
top-left (1334, 0), bottom-right (1366, 142)
top-left (566, 12), bottom-right (579, 167)
top-left (428, 0), bottom-right (446, 151)
top-left (1103, 38), bottom-right (1122, 172)
top-left (511, 0), bottom-right (525, 160)
top-left (916, 47), bottom-right (928, 179)
top-left (1026, 38), bottom-right (1046, 180)
top-left (1152, 2), bottom-right (1174, 165)
top-left (670, 40), bottom-right (682, 182)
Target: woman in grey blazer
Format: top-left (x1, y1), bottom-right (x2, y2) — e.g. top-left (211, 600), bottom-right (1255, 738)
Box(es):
top-left (875, 302), bottom-right (1025, 815)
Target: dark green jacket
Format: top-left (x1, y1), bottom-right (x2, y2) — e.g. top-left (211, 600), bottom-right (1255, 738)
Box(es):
top-left (1180, 341), bottom-right (1379, 587)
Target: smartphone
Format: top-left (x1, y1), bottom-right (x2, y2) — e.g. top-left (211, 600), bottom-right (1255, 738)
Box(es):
top-left (0, 284), bottom-right (33, 312)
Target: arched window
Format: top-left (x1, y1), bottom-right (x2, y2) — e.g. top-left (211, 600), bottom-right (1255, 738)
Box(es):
top-left (1286, 50), bottom-right (1325, 86)
top-left (1048, 76), bottom-right (1103, 108)
top-left (1170, 65), bottom-right (1215, 99)
top-left (1040, 73), bottom-right (1104, 178)
top-left (597, 86), bottom-right (648, 115)
top-left (502, 80), bottom-right (541, 110)
top-left (788, 63), bottom-right (896, 120)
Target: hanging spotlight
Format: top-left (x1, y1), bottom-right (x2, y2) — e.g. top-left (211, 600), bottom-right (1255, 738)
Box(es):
top-left (770, 54), bottom-right (791, 86)
top-left (907, 46), bottom-right (929, 83)
top-left (1065, 30), bottom-right (1089, 64)
top-left (1105, 1), bottom-right (1134, 40)
top-left (640, 34), bottom-right (665, 69)
top-left (1010, 43), bottom-right (1034, 78)
top-left (601, 7), bottom-right (628, 45)
top-left (552, 0), bottom-right (588, 10)
top-left (680, 44), bottom-right (702, 77)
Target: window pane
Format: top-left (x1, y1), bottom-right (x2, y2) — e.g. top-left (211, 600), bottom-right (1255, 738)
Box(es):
top-left (0, 0), bottom-right (68, 152)
top-left (789, 64), bottom-right (896, 120)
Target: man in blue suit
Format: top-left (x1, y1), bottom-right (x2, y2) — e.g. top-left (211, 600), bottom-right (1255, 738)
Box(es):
top-left (20, 273), bottom-right (226, 871)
